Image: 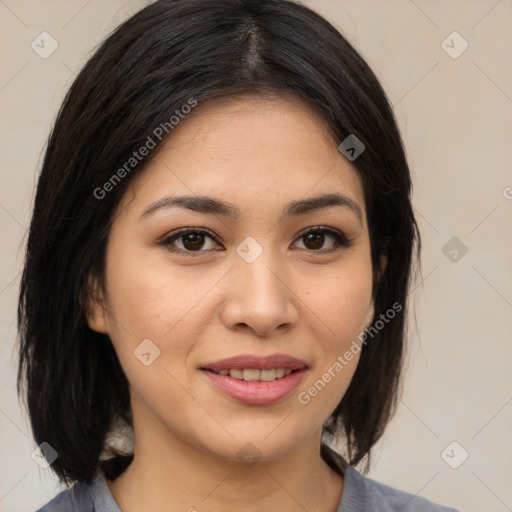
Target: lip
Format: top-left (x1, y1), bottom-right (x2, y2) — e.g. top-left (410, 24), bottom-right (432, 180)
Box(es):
top-left (201, 367), bottom-right (307, 405)
top-left (200, 353), bottom-right (309, 405)
top-left (201, 353), bottom-right (308, 372)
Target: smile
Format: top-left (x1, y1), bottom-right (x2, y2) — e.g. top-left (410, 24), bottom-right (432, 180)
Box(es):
top-left (210, 368), bottom-right (293, 381)
top-left (200, 353), bottom-right (309, 404)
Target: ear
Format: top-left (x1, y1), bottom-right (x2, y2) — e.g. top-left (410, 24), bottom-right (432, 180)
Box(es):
top-left (84, 273), bottom-right (110, 334)
top-left (378, 252), bottom-right (388, 280)
top-left (364, 300), bottom-right (375, 331)
top-left (363, 253), bottom-right (388, 330)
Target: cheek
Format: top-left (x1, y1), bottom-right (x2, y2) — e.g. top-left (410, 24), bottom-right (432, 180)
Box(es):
top-left (307, 261), bottom-right (373, 340)
top-left (104, 246), bottom-right (190, 332)
top-left (298, 271), bottom-right (370, 413)
top-left (103, 246), bottom-right (224, 370)
top-left (299, 253), bottom-right (372, 404)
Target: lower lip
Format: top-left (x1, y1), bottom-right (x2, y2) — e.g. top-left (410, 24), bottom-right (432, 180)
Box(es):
top-left (201, 368), bottom-right (307, 405)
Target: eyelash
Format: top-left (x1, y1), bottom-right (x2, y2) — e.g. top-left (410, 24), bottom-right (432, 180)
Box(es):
top-left (159, 226), bottom-right (353, 257)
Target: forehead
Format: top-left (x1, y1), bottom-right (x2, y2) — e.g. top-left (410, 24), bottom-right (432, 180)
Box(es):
top-left (117, 94), bottom-right (366, 223)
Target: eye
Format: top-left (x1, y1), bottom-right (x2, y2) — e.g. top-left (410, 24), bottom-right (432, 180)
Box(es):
top-left (160, 226), bottom-right (353, 256)
top-left (159, 228), bottom-right (220, 255)
top-left (293, 226), bottom-right (353, 254)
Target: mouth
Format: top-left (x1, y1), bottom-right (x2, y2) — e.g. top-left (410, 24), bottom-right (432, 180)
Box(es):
top-left (200, 353), bottom-right (308, 405)
top-left (201, 353), bottom-right (307, 373)
top-left (203, 368), bottom-right (297, 381)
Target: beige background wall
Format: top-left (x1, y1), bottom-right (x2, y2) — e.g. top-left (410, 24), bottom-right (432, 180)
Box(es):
top-left (1, 1), bottom-right (511, 511)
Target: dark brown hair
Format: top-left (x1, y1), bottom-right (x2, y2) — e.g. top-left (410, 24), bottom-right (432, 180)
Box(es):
top-left (17, 0), bottom-right (420, 486)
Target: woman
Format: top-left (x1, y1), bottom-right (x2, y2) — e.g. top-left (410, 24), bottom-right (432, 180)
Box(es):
top-left (17, 0), bottom-right (459, 510)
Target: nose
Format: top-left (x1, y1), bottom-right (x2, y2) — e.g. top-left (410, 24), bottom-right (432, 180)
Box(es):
top-left (219, 246), bottom-right (299, 337)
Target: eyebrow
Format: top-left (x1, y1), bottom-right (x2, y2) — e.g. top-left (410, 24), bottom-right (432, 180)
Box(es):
top-left (137, 192), bottom-right (363, 226)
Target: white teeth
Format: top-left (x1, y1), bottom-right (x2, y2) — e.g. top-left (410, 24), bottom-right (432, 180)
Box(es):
top-left (243, 369), bottom-right (260, 381)
top-left (260, 369), bottom-right (276, 381)
top-left (220, 368), bottom-right (295, 381)
top-left (229, 369), bottom-right (244, 379)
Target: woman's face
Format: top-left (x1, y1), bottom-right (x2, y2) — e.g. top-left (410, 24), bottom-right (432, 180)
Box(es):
top-left (87, 95), bottom-right (376, 464)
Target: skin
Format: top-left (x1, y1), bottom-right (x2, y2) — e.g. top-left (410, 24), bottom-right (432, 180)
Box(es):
top-left (86, 95), bottom-right (382, 512)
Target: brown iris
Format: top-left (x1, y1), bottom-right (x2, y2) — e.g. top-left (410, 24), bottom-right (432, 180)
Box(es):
top-left (302, 231), bottom-right (325, 250)
top-left (182, 232), bottom-right (206, 251)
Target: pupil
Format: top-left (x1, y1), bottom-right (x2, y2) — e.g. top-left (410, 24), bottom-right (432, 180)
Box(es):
top-left (305, 232), bottom-right (323, 250)
top-left (184, 233), bottom-right (204, 250)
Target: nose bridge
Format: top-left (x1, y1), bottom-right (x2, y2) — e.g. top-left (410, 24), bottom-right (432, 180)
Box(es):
top-left (234, 236), bottom-right (286, 302)
top-left (224, 236), bottom-right (298, 332)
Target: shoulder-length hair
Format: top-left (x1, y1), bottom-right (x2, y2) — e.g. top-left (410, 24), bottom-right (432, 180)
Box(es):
top-left (17, 0), bottom-right (420, 486)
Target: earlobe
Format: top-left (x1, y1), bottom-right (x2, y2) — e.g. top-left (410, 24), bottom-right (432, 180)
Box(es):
top-left (379, 253), bottom-right (388, 279)
top-left (364, 301), bottom-right (375, 331)
top-left (363, 253), bottom-right (387, 331)
top-left (84, 274), bottom-right (109, 334)
top-left (364, 254), bottom-right (386, 330)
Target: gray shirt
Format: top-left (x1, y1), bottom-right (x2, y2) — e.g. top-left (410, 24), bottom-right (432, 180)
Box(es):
top-left (35, 447), bottom-right (459, 511)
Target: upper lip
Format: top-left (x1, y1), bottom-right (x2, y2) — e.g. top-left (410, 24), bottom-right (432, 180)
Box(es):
top-left (201, 353), bottom-right (308, 372)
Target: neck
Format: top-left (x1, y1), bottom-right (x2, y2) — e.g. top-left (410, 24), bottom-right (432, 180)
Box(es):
top-left (106, 415), bottom-right (343, 512)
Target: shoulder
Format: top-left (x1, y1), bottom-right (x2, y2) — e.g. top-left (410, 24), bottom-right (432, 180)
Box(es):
top-left (341, 465), bottom-right (460, 512)
top-left (33, 479), bottom-right (95, 512)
